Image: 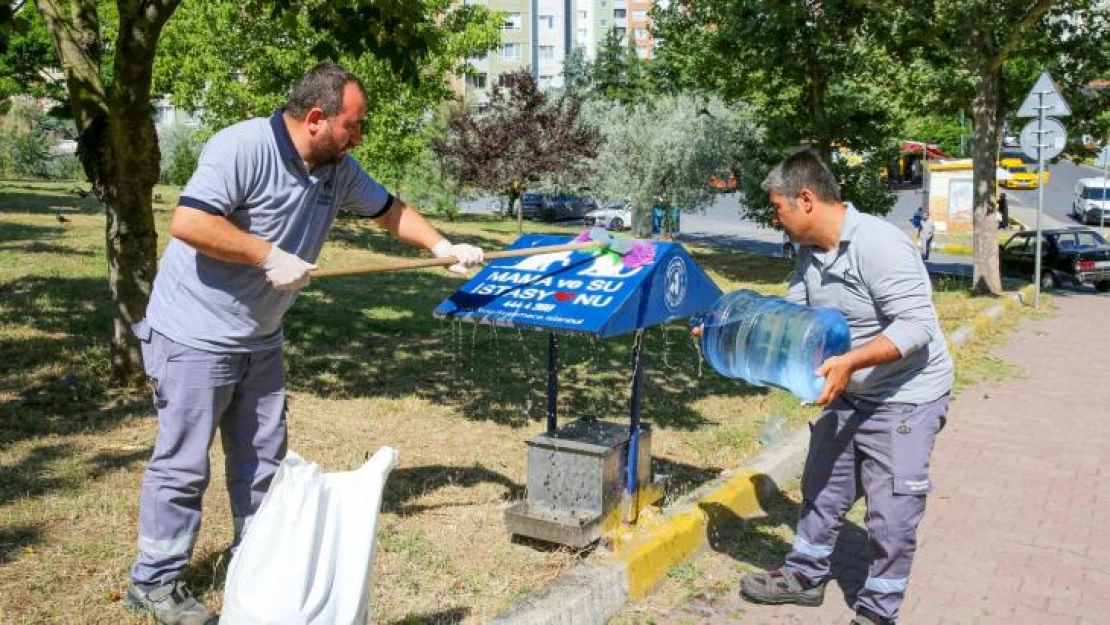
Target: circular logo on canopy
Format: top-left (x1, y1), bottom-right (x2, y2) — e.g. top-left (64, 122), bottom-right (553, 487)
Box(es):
top-left (664, 257), bottom-right (687, 312)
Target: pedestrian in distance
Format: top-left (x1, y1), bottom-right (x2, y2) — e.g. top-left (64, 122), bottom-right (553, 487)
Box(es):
top-left (920, 212), bottom-right (936, 261)
top-left (651, 193), bottom-right (672, 241)
top-left (663, 201), bottom-right (681, 241)
top-left (738, 150), bottom-right (954, 625)
top-left (998, 192), bottom-right (1010, 229)
top-left (123, 62), bottom-right (485, 625)
top-left (909, 206), bottom-right (924, 241)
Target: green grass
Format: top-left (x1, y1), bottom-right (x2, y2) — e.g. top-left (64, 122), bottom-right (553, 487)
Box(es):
top-left (0, 180), bottom-right (1038, 624)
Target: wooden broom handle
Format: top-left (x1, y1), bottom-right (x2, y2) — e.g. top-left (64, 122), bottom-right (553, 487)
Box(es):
top-left (311, 239), bottom-right (603, 279)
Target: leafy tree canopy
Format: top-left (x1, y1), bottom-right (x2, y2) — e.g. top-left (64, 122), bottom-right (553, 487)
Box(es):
top-left (656, 1), bottom-right (902, 149)
top-left (902, 112), bottom-right (972, 159)
top-left (0, 2), bottom-right (66, 107)
top-left (885, 0), bottom-right (1109, 152)
top-left (653, 0), bottom-right (901, 221)
top-left (583, 95), bottom-right (761, 233)
top-left (589, 28), bottom-right (654, 105)
top-left (154, 0), bottom-right (501, 187)
top-left (432, 70), bottom-right (600, 230)
top-left (257, 0), bottom-right (483, 86)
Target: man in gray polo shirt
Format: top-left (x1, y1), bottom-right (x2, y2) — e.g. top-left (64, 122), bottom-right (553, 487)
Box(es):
top-left (738, 150), bottom-right (953, 625)
top-left (124, 63), bottom-right (484, 625)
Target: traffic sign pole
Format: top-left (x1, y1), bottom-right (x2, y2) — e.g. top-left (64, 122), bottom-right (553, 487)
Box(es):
top-left (1094, 144), bottom-right (1110, 230)
top-left (1034, 92), bottom-right (1045, 308)
top-left (1017, 72), bottom-right (1069, 308)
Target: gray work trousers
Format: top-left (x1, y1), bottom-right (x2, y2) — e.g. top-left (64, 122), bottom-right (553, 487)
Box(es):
top-left (130, 320), bottom-right (287, 586)
top-left (783, 392), bottom-right (948, 621)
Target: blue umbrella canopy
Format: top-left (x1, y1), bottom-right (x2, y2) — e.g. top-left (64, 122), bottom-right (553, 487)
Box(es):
top-left (434, 234), bottom-right (723, 337)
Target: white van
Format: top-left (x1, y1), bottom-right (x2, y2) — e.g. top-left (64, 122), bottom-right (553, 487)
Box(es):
top-left (1073, 177), bottom-right (1110, 225)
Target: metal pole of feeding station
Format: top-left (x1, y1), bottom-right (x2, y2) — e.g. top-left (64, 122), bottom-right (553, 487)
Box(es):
top-left (623, 329), bottom-right (646, 524)
top-left (546, 332), bottom-right (558, 434)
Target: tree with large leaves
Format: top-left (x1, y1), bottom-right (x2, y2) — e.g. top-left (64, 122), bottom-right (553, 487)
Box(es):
top-left (432, 70), bottom-right (601, 234)
top-left (653, 0), bottom-right (901, 222)
top-left (32, 0), bottom-right (499, 380)
top-left (153, 0), bottom-right (501, 188)
top-left (0, 3), bottom-right (66, 106)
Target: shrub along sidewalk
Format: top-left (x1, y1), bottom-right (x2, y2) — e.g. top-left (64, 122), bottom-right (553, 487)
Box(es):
top-left (0, 181), bottom-right (1026, 624)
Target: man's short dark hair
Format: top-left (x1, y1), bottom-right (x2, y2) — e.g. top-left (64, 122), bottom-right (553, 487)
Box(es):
top-left (761, 149), bottom-right (842, 203)
top-left (285, 62), bottom-right (365, 118)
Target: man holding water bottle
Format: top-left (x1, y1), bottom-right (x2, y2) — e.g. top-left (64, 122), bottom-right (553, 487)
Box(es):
top-left (737, 150), bottom-right (954, 625)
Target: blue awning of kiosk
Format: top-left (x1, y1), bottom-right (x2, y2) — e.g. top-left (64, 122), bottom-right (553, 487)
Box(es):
top-left (434, 235), bottom-right (723, 338)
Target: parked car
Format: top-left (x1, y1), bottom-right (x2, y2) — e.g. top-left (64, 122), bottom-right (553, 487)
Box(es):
top-left (520, 192), bottom-right (546, 220)
top-left (536, 194), bottom-right (597, 222)
top-left (584, 200), bottom-right (632, 231)
top-left (999, 227), bottom-right (1110, 292)
top-left (1072, 177), bottom-right (1110, 225)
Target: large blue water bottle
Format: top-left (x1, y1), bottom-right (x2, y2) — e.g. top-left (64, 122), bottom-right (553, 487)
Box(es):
top-left (695, 289), bottom-right (852, 402)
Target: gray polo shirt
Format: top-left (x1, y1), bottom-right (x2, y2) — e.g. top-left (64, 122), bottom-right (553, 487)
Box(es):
top-left (785, 204), bottom-right (954, 404)
top-left (145, 110), bottom-right (394, 352)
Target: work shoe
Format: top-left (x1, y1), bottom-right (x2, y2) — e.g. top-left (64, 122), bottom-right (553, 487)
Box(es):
top-left (739, 568), bottom-right (825, 607)
top-left (851, 607), bottom-right (895, 625)
top-left (124, 580), bottom-right (217, 625)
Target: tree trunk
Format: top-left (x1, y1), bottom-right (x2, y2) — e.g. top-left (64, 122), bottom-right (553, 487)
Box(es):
top-left (970, 61), bottom-right (1003, 296)
top-left (36, 0), bottom-right (179, 382)
top-left (511, 189), bottom-right (523, 234)
top-left (102, 5), bottom-right (167, 381)
top-left (509, 179), bottom-right (524, 234)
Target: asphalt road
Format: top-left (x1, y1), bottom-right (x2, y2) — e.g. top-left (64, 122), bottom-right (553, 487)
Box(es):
top-left (459, 159), bottom-right (1110, 278)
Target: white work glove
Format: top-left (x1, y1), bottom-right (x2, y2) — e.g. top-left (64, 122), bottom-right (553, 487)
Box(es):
top-left (432, 240), bottom-right (485, 275)
top-left (259, 245), bottom-right (316, 291)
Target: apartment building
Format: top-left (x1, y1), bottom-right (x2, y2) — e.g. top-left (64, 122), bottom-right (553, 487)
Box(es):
top-left (456, 0), bottom-right (667, 108)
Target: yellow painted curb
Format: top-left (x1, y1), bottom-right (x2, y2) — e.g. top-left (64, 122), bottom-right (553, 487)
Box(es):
top-left (946, 284), bottom-right (1036, 355)
top-left (604, 469), bottom-right (768, 599)
top-left (938, 242), bottom-right (973, 256)
top-left (970, 311), bottom-right (994, 335)
top-left (1015, 284), bottom-right (1037, 306)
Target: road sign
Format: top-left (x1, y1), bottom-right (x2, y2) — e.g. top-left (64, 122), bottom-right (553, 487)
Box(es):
top-left (1020, 118), bottom-right (1067, 161)
top-left (1016, 72), bottom-right (1072, 118)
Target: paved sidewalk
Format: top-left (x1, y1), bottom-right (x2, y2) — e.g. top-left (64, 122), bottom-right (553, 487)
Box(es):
top-left (640, 291), bottom-right (1110, 625)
